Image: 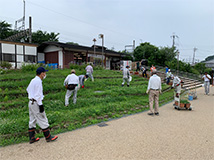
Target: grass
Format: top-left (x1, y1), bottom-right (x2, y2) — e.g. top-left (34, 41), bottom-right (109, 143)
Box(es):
top-left (0, 69), bottom-right (174, 146)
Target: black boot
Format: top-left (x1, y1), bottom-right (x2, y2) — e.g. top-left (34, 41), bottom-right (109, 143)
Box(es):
top-left (29, 128), bottom-right (40, 144)
top-left (42, 127), bottom-right (58, 142)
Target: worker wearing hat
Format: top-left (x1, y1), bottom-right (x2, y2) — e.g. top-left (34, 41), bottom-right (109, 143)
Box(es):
top-left (64, 69), bottom-right (79, 106)
top-left (26, 67), bottom-right (58, 144)
top-left (166, 69), bottom-right (172, 84)
top-left (146, 69), bottom-right (162, 116)
top-left (122, 65), bottom-right (130, 87)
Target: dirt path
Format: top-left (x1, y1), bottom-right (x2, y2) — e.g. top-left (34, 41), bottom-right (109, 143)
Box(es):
top-left (0, 87), bottom-right (214, 160)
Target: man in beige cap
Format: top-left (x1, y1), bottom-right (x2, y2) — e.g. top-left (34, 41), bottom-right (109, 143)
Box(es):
top-left (64, 69), bottom-right (79, 106)
top-left (146, 69), bottom-right (162, 116)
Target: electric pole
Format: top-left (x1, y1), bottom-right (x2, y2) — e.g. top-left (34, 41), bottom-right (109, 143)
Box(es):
top-left (171, 33), bottom-right (179, 48)
top-left (192, 47), bottom-right (197, 64)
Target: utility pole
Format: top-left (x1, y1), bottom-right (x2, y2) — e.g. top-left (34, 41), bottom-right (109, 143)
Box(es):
top-left (177, 50), bottom-right (180, 75)
top-left (192, 47), bottom-right (197, 64)
top-left (171, 33), bottom-right (179, 48)
top-left (99, 34), bottom-right (104, 68)
top-left (93, 38), bottom-right (96, 65)
top-left (29, 16), bottom-right (32, 43)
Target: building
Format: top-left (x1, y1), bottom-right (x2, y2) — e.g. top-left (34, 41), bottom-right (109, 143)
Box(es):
top-left (0, 40), bottom-right (38, 68)
top-left (38, 41), bottom-right (124, 69)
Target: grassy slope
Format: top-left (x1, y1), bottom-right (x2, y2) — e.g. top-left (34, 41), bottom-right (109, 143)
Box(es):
top-left (0, 69), bottom-right (174, 146)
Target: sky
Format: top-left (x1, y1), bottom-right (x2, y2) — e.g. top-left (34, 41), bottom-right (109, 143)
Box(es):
top-left (0, 0), bottom-right (214, 62)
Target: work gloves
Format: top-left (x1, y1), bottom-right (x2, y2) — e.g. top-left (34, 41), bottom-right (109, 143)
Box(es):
top-left (39, 105), bottom-right (44, 113)
top-left (82, 85), bottom-right (84, 88)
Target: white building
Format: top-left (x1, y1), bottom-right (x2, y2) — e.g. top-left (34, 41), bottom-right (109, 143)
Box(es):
top-left (0, 40), bottom-right (38, 69)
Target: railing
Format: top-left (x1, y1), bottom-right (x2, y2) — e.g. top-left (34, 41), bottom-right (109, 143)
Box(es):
top-left (148, 65), bottom-right (203, 81)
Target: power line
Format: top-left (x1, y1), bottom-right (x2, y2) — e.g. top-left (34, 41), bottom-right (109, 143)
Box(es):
top-left (27, 1), bottom-right (141, 40)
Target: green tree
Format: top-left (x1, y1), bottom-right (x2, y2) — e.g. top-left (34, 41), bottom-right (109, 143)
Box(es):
top-left (193, 63), bottom-right (206, 74)
top-left (0, 21), bottom-right (15, 39)
top-left (31, 30), bottom-right (59, 44)
top-left (66, 42), bottom-right (79, 45)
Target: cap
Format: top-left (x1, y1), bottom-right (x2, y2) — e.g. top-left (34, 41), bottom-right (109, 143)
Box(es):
top-left (152, 69), bottom-right (157, 74)
top-left (168, 69), bottom-right (171, 72)
top-left (36, 67), bottom-right (48, 74)
top-left (71, 69), bottom-right (76, 73)
top-left (126, 65), bottom-right (130, 68)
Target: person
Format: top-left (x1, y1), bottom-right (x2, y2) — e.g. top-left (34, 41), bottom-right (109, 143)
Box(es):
top-left (146, 69), bottom-right (162, 116)
top-left (26, 67), bottom-right (58, 144)
top-left (202, 72), bottom-right (211, 95)
top-left (166, 69), bottom-right (172, 84)
top-left (85, 63), bottom-right (94, 82)
top-left (150, 64), bottom-right (156, 74)
top-left (136, 61), bottom-right (140, 72)
top-left (165, 65), bottom-right (169, 74)
top-left (78, 74), bottom-right (89, 88)
top-left (64, 69), bottom-right (79, 106)
top-left (122, 65), bottom-right (130, 87)
top-left (142, 66), bottom-right (147, 78)
top-left (171, 75), bottom-right (182, 105)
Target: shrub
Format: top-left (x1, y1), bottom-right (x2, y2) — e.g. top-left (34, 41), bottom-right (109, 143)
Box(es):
top-left (0, 61), bottom-right (12, 69)
top-left (21, 63), bottom-right (44, 72)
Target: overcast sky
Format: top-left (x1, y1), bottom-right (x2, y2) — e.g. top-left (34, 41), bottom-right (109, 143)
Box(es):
top-left (0, 0), bottom-right (214, 62)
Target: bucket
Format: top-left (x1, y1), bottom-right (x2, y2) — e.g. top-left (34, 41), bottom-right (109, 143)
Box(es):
top-left (188, 95), bottom-right (193, 101)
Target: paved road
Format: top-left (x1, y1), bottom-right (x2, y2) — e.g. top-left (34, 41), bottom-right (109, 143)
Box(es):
top-left (0, 87), bottom-right (214, 160)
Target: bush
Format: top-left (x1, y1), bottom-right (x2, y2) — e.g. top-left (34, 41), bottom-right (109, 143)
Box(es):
top-left (21, 63), bottom-right (44, 72)
top-left (0, 61), bottom-right (12, 69)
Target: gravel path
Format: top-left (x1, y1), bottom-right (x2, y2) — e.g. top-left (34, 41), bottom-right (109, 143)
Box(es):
top-left (0, 87), bottom-right (214, 160)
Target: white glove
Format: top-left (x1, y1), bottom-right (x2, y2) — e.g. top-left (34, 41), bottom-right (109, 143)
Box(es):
top-left (159, 90), bottom-right (162, 94)
top-left (146, 90), bottom-right (149, 94)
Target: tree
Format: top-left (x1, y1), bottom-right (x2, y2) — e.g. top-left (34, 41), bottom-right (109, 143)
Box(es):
top-left (0, 21), bottom-right (15, 39)
top-left (66, 42), bottom-right (79, 45)
top-left (31, 30), bottom-right (59, 44)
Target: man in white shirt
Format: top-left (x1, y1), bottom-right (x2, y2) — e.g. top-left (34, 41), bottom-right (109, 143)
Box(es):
top-left (166, 69), bottom-right (172, 84)
top-left (146, 69), bottom-right (162, 116)
top-left (122, 66), bottom-right (130, 87)
top-left (85, 63), bottom-right (94, 82)
top-left (64, 69), bottom-right (79, 106)
top-left (171, 75), bottom-right (182, 104)
top-left (27, 67), bottom-right (58, 144)
top-left (202, 72), bottom-right (211, 95)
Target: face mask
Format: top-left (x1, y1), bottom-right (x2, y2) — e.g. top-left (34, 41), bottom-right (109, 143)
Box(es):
top-left (43, 74), bottom-right (46, 79)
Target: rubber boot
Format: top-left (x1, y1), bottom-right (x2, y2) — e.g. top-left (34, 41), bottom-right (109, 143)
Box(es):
top-left (29, 128), bottom-right (40, 144)
top-left (42, 127), bottom-right (58, 142)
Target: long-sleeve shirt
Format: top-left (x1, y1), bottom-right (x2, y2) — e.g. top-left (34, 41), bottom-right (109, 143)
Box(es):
top-left (172, 76), bottom-right (181, 87)
top-left (78, 75), bottom-right (85, 86)
top-left (147, 74), bottom-right (162, 90)
top-left (26, 76), bottom-right (44, 105)
top-left (123, 68), bottom-right (130, 78)
top-left (64, 74), bottom-right (79, 86)
top-left (85, 65), bottom-right (93, 73)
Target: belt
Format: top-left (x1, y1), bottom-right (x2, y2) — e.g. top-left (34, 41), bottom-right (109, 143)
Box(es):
top-left (30, 99), bottom-right (37, 104)
top-left (150, 89), bottom-right (159, 91)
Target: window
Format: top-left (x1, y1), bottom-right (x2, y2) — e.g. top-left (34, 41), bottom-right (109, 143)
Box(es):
top-left (3, 54), bottom-right (15, 62)
top-left (25, 55), bottom-right (36, 63)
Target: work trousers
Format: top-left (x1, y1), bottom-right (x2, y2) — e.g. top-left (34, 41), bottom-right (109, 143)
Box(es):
top-left (204, 81), bottom-right (210, 94)
top-left (122, 77), bottom-right (130, 85)
top-left (28, 101), bottom-right (49, 129)
top-left (149, 90), bottom-right (160, 113)
top-left (65, 87), bottom-right (78, 105)
top-left (86, 72), bottom-right (94, 81)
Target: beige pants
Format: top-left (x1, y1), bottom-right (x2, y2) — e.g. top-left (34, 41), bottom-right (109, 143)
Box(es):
top-left (149, 90), bottom-right (160, 113)
top-left (28, 101), bottom-right (49, 129)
